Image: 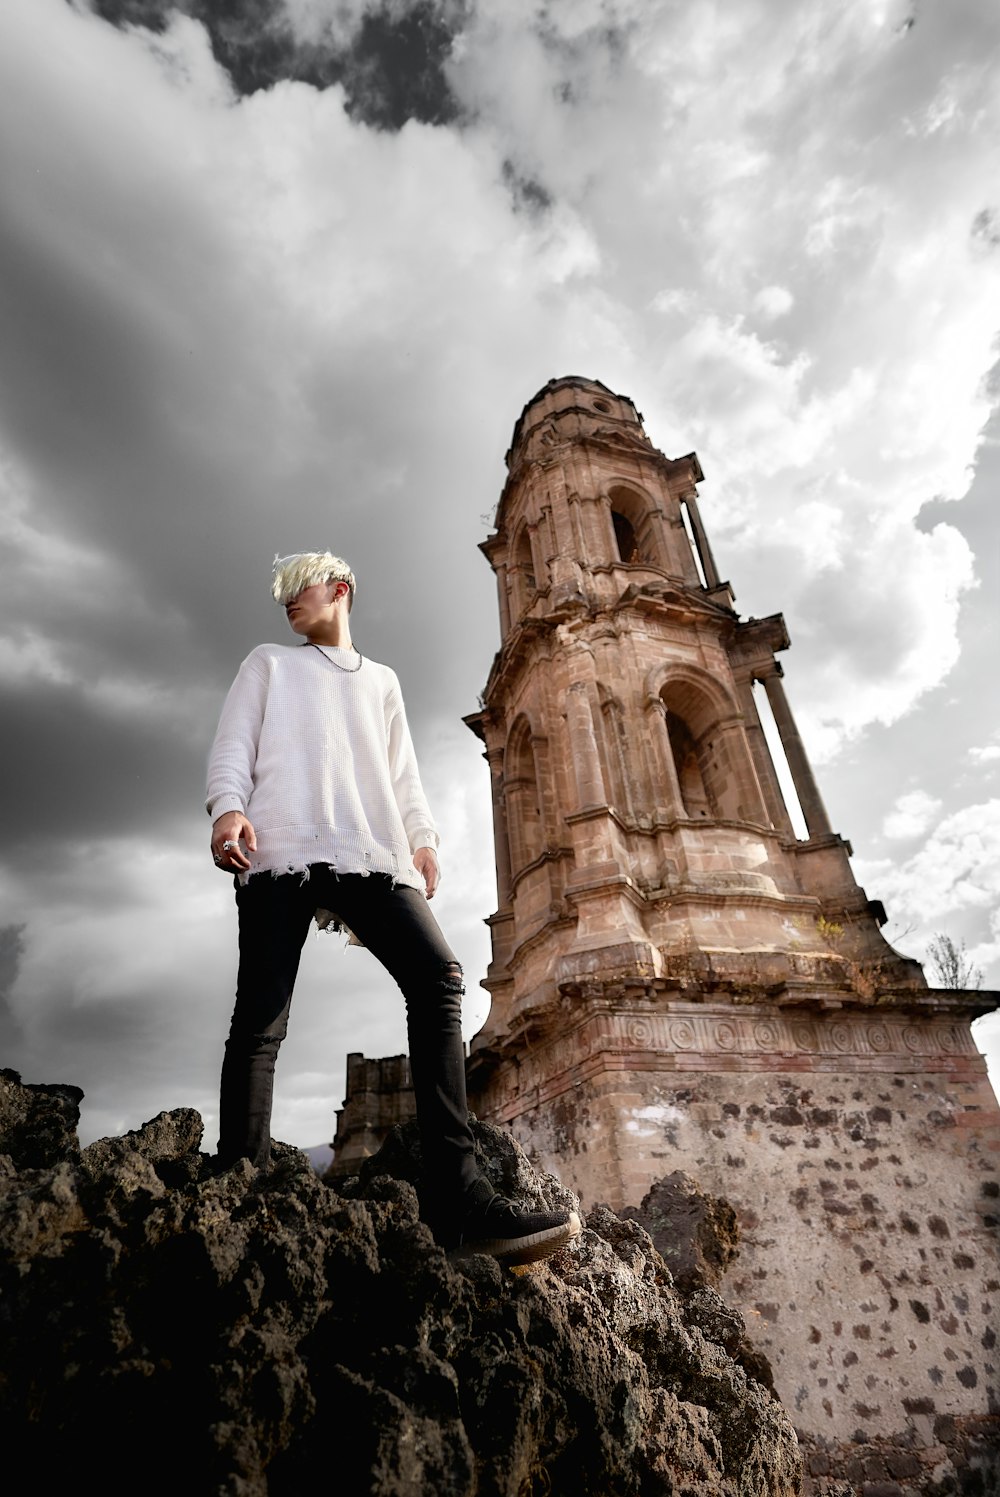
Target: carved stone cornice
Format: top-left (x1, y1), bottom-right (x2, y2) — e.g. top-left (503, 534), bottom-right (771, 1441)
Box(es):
top-left (476, 615), bottom-right (561, 705)
top-left (467, 998), bottom-right (995, 1121)
top-left (612, 579), bottom-right (738, 626)
top-left (462, 708), bottom-right (487, 745)
top-left (729, 614), bottom-right (791, 664)
top-left (478, 529), bottom-right (508, 565)
top-left (498, 432), bottom-right (701, 521)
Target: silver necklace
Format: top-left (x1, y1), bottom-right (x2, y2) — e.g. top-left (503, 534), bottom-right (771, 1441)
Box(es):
top-left (307, 642), bottom-right (363, 673)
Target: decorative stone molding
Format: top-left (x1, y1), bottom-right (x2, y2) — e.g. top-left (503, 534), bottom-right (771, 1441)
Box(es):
top-left (729, 613), bottom-right (791, 664)
top-left (483, 1003), bottom-right (990, 1121)
top-left (601, 1006), bottom-right (980, 1061)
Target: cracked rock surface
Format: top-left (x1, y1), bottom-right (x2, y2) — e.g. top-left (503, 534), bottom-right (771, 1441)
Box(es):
top-left (0, 1069), bottom-right (801, 1496)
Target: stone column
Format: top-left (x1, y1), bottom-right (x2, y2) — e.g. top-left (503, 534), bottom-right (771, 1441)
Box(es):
top-left (759, 666), bottom-right (832, 839)
top-left (683, 492), bottom-right (720, 589)
top-left (549, 486), bottom-right (588, 600)
top-left (537, 505), bottom-right (555, 590)
top-left (487, 747), bottom-right (513, 907)
top-left (736, 677), bottom-right (795, 837)
top-left (565, 681), bottom-right (606, 811)
top-left (646, 696), bottom-right (686, 821)
top-left (495, 562), bottom-right (511, 637)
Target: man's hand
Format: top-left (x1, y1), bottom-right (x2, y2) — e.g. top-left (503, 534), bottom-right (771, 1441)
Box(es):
top-left (413, 846), bottom-right (440, 899)
top-left (211, 812), bottom-right (257, 873)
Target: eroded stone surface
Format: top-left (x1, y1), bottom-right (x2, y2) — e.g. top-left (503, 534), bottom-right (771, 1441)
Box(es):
top-left (1, 1072), bottom-right (800, 1497)
top-left (621, 1169), bottom-right (740, 1292)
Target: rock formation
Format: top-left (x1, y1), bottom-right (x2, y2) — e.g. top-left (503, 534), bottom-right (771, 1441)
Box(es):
top-left (0, 1069), bottom-right (801, 1496)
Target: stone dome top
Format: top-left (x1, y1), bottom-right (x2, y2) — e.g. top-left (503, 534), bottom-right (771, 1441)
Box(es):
top-left (506, 376), bottom-right (644, 468)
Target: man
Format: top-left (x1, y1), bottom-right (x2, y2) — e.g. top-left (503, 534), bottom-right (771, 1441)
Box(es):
top-left (207, 551), bottom-right (579, 1265)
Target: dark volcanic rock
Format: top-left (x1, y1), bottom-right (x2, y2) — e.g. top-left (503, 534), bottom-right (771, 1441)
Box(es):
top-left (0, 1065), bottom-right (82, 1168)
top-left (0, 1073), bottom-right (801, 1496)
top-left (621, 1169), bottom-right (741, 1293)
top-left (621, 1173), bottom-right (775, 1396)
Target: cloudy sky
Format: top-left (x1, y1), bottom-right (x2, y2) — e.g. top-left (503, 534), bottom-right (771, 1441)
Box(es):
top-left (2, 0), bottom-right (998, 1153)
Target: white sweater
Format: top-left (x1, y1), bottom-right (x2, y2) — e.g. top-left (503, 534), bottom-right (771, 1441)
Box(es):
top-left (206, 642), bottom-right (439, 890)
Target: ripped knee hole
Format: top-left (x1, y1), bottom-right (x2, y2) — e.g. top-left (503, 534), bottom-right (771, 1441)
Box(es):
top-left (442, 961), bottom-right (465, 995)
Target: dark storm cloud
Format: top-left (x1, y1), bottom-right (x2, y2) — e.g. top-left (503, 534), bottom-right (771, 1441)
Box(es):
top-left (0, 216), bottom-right (169, 492)
top-left (338, 3), bottom-right (465, 128)
top-left (0, 681), bottom-right (205, 843)
top-left (0, 925), bottom-right (25, 1001)
top-left (0, 925), bottom-right (27, 1052)
top-left (84, 0), bottom-right (464, 127)
top-left (9, 972), bottom-right (196, 1124)
top-left (32, 987), bottom-right (159, 1054)
top-left (0, 167), bottom-right (270, 531)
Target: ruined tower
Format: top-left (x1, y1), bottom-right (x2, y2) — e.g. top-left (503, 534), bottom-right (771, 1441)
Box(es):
top-left (464, 376), bottom-right (999, 1478)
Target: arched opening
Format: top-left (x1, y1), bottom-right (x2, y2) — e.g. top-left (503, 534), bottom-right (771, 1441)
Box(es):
top-left (509, 525), bottom-right (537, 619)
top-left (664, 710), bottom-right (715, 819)
top-left (513, 526), bottom-right (535, 590)
top-left (608, 484), bottom-right (660, 569)
top-left (658, 672), bottom-right (761, 823)
top-left (504, 717), bottom-right (544, 873)
top-left (612, 510), bottom-right (641, 565)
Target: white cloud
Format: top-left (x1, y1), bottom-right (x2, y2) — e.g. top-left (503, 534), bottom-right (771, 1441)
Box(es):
top-left (756, 517), bottom-right (976, 764)
top-left (441, 1), bottom-right (1000, 761)
top-left (138, 12), bottom-right (236, 103)
top-left (882, 789), bottom-right (944, 840)
top-left (856, 800), bottom-right (1000, 977)
top-left (0, 631), bottom-right (72, 688)
top-left (972, 1010), bottom-right (1000, 1100)
top-left (754, 285), bottom-right (794, 320)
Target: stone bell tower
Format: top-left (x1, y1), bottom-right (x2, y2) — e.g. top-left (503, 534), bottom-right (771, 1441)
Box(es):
top-left (464, 376), bottom-right (999, 1482)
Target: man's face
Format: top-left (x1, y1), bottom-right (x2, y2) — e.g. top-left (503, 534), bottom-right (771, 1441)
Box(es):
top-left (284, 581), bottom-right (340, 635)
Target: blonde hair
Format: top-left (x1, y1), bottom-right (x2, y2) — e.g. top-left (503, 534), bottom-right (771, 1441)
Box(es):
top-left (271, 552), bottom-right (356, 611)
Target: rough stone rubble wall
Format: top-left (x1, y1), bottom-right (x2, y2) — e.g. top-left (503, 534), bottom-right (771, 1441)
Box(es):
top-left (504, 1062), bottom-right (1000, 1490)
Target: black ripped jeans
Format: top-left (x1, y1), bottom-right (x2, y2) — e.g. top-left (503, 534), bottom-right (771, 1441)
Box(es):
top-left (218, 869), bottom-right (479, 1202)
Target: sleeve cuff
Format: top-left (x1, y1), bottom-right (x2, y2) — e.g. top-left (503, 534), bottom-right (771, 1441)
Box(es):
top-left (410, 828), bottom-right (439, 853)
top-left (207, 795), bottom-right (245, 822)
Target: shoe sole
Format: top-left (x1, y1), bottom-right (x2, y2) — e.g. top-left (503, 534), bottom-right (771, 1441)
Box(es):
top-left (453, 1209), bottom-right (582, 1267)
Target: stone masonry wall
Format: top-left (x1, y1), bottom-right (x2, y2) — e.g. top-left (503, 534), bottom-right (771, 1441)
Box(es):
top-left (498, 1060), bottom-right (1000, 1470)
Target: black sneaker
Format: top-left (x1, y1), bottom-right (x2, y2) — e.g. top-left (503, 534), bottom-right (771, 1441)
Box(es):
top-left (450, 1178), bottom-right (581, 1266)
